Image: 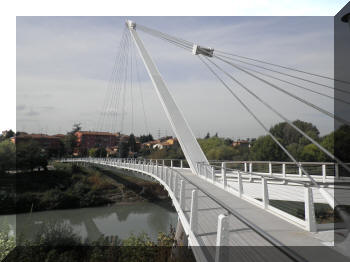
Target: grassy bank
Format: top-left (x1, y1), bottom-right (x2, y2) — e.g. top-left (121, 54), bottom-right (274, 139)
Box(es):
top-left (1, 222), bottom-right (195, 262)
top-left (0, 163), bottom-right (170, 215)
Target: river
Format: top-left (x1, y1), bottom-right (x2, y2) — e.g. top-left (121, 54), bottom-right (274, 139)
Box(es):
top-left (0, 201), bottom-right (178, 243)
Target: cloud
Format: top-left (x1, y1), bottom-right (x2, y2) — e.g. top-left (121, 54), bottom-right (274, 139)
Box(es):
top-left (16, 16), bottom-right (335, 137)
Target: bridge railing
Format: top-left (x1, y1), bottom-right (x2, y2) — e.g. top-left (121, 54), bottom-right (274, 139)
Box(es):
top-left (59, 157), bottom-right (340, 232)
top-left (208, 161), bottom-right (350, 181)
top-left (60, 157), bottom-right (304, 261)
top-left (196, 161), bottom-right (336, 232)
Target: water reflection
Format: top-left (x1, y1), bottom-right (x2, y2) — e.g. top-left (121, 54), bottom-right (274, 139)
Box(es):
top-left (0, 201), bottom-right (178, 243)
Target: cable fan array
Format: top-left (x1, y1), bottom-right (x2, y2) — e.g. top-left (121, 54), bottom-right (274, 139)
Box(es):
top-left (97, 28), bottom-right (150, 143)
top-left (129, 23), bottom-right (350, 215)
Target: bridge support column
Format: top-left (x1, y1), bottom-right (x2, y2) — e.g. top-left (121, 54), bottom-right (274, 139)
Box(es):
top-left (262, 177), bottom-right (269, 209)
top-left (304, 186), bottom-right (317, 232)
top-left (215, 214), bottom-right (229, 262)
top-left (190, 190), bottom-right (198, 234)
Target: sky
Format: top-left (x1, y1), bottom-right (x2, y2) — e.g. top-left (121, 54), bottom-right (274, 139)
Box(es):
top-left (16, 14), bottom-right (344, 139)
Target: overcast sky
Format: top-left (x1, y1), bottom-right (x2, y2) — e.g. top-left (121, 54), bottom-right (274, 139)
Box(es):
top-left (16, 16), bottom-right (340, 139)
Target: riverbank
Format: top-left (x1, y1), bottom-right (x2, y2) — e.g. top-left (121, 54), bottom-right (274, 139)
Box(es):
top-left (0, 162), bottom-right (171, 215)
top-left (2, 220), bottom-right (195, 262)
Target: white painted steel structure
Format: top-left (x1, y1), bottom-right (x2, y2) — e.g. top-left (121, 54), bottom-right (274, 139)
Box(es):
top-left (61, 158), bottom-right (350, 262)
top-left (126, 20), bottom-right (209, 175)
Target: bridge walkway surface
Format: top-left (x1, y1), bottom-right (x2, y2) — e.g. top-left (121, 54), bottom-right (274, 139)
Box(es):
top-left (177, 169), bottom-right (349, 262)
top-left (64, 159), bottom-right (349, 262)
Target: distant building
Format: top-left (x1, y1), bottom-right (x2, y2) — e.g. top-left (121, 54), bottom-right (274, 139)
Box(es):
top-left (232, 139), bottom-right (251, 149)
top-left (74, 131), bottom-right (120, 152)
top-left (12, 133), bottom-right (63, 152)
top-left (151, 137), bottom-right (178, 150)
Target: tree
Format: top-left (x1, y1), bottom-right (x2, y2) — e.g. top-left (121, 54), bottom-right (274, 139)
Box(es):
top-left (88, 147), bottom-right (107, 157)
top-left (250, 135), bottom-right (286, 161)
top-left (0, 140), bottom-right (15, 173)
top-left (62, 123), bottom-right (82, 156)
top-left (118, 142), bottom-right (129, 158)
top-left (198, 137), bottom-right (238, 160)
top-left (270, 120), bottom-right (320, 146)
top-left (69, 123), bottom-right (82, 135)
top-left (300, 144), bottom-right (323, 162)
top-left (16, 140), bottom-right (48, 171)
top-left (128, 134), bottom-right (137, 152)
top-left (139, 134), bottom-right (154, 143)
top-left (204, 132), bottom-right (210, 139)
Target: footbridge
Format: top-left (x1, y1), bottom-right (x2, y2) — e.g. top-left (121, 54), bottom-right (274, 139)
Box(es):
top-left (63, 18), bottom-right (350, 262)
top-left (61, 158), bottom-right (350, 262)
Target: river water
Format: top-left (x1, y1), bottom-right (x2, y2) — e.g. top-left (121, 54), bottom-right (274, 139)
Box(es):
top-left (0, 201), bottom-right (178, 243)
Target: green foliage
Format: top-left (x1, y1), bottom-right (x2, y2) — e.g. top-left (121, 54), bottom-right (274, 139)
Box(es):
top-left (118, 142), bottom-right (129, 158)
top-left (0, 220), bottom-right (16, 261)
top-left (16, 140), bottom-right (48, 171)
top-left (270, 120), bottom-right (320, 146)
top-left (139, 134), bottom-right (154, 143)
top-left (0, 139), bottom-right (15, 173)
top-left (300, 144), bottom-right (323, 162)
top-left (198, 137), bottom-right (239, 160)
top-left (61, 134), bottom-right (76, 156)
top-left (250, 135), bottom-right (286, 161)
top-left (88, 147), bottom-right (107, 157)
top-left (128, 134), bottom-right (137, 152)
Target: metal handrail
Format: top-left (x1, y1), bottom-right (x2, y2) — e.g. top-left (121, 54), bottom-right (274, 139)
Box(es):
top-left (197, 161), bottom-right (310, 186)
top-left (63, 157), bottom-right (306, 262)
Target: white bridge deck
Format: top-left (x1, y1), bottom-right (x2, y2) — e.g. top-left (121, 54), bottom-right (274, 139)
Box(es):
top-left (63, 158), bottom-right (350, 262)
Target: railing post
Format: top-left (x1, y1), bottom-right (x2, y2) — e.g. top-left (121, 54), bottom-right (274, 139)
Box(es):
top-left (190, 190), bottom-right (198, 234)
top-left (238, 171), bottom-right (243, 197)
top-left (162, 159), bottom-right (165, 166)
top-left (222, 162), bottom-right (227, 189)
top-left (215, 214), bottom-right (229, 262)
top-left (335, 163), bottom-right (339, 179)
top-left (212, 166), bottom-right (215, 183)
top-left (322, 164), bottom-right (326, 183)
top-left (262, 177), bottom-right (269, 209)
top-left (299, 163), bottom-right (302, 177)
top-left (174, 174), bottom-right (179, 197)
top-left (304, 186), bottom-right (317, 232)
top-left (180, 180), bottom-right (186, 210)
top-left (249, 162), bottom-right (253, 182)
top-left (171, 160), bottom-right (173, 168)
top-left (180, 160), bottom-right (183, 169)
top-left (282, 163), bottom-right (286, 178)
top-left (244, 162), bottom-right (247, 172)
top-left (268, 162), bottom-right (272, 175)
